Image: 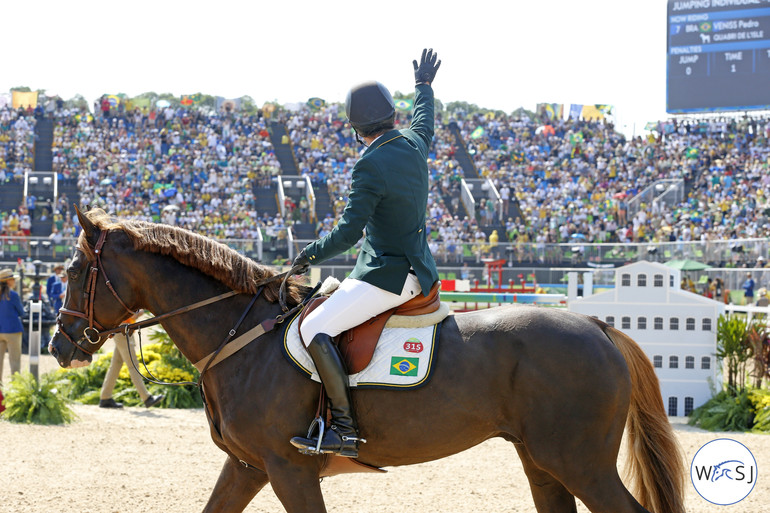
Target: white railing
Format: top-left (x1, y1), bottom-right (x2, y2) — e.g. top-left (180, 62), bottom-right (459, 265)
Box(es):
top-left (724, 304), bottom-right (770, 325)
top-left (460, 179), bottom-right (475, 219)
top-left (303, 174), bottom-right (316, 223)
top-left (275, 177), bottom-right (286, 218)
top-left (3, 236), bottom-right (768, 279)
top-left (627, 179), bottom-right (684, 216)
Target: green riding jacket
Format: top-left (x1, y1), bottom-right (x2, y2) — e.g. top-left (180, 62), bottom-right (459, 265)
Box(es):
top-left (303, 83), bottom-right (439, 296)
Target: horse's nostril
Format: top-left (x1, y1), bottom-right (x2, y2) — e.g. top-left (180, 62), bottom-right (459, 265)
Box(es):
top-left (49, 344), bottom-right (58, 359)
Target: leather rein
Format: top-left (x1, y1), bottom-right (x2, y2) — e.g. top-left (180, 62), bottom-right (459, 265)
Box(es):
top-left (56, 230), bottom-right (294, 361)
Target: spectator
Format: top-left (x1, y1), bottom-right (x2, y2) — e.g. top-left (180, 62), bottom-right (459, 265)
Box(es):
top-left (742, 272), bottom-right (755, 305)
top-left (50, 272), bottom-right (68, 313)
top-left (46, 264), bottom-right (64, 304)
top-left (98, 323), bottom-right (164, 409)
top-left (0, 269), bottom-right (25, 383)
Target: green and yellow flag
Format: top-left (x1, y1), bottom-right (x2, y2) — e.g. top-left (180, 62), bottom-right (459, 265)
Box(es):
top-left (307, 97), bottom-right (326, 110)
top-left (394, 99), bottom-right (413, 111)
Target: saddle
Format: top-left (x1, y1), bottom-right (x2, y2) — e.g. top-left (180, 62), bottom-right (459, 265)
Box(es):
top-left (298, 281), bottom-right (441, 373)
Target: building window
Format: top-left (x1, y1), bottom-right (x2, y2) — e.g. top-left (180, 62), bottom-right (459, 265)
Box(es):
top-left (669, 356), bottom-right (679, 369)
top-left (621, 274), bottom-right (631, 287)
top-left (684, 397), bottom-right (694, 416)
top-left (637, 274), bottom-right (647, 287)
top-left (685, 356), bottom-right (695, 369)
top-left (686, 318), bottom-right (696, 331)
top-left (668, 397), bottom-right (678, 416)
top-left (654, 274), bottom-right (664, 287)
top-left (654, 317), bottom-right (663, 330)
top-left (670, 275), bottom-right (675, 287)
top-left (653, 355), bottom-right (662, 368)
top-left (637, 317), bottom-right (647, 330)
top-left (606, 316), bottom-right (615, 327)
top-left (701, 356), bottom-right (711, 370)
top-left (622, 316), bottom-right (631, 330)
top-left (702, 318), bottom-right (712, 331)
top-left (670, 317), bottom-right (679, 330)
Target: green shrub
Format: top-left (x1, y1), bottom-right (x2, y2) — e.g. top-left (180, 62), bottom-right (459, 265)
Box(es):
top-left (55, 334), bottom-right (202, 409)
top-left (1, 372), bottom-right (76, 424)
top-left (716, 314), bottom-right (751, 392)
top-left (749, 388), bottom-right (770, 433)
top-left (688, 389), bottom-right (755, 432)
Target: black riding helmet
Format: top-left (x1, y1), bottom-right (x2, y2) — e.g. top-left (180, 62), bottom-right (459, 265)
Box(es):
top-left (345, 81), bottom-right (395, 137)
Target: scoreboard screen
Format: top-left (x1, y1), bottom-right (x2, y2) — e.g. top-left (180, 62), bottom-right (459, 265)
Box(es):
top-left (667, 0), bottom-right (770, 113)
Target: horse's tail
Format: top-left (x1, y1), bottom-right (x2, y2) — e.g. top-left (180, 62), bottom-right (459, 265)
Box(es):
top-left (597, 321), bottom-right (686, 513)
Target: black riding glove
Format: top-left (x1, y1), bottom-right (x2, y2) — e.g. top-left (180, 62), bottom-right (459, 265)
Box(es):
top-left (413, 48), bottom-right (441, 86)
top-left (292, 248), bottom-right (310, 275)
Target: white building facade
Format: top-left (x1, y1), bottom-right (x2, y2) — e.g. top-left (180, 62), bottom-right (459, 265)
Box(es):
top-left (568, 261), bottom-right (724, 416)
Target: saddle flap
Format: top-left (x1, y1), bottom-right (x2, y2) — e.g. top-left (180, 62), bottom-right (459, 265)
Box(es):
top-left (340, 307), bottom-right (396, 374)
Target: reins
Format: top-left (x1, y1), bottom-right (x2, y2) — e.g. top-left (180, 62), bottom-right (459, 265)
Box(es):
top-left (57, 230), bottom-right (310, 388)
top-left (124, 268), bottom-right (309, 388)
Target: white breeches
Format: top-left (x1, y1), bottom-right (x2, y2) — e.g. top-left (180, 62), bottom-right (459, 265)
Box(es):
top-left (300, 274), bottom-right (422, 345)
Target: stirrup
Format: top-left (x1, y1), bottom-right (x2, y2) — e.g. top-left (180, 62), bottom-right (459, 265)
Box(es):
top-left (297, 416), bottom-right (326, 456)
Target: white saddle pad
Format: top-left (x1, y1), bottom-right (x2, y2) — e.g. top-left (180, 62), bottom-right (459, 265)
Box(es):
top-left (282, 313), bottom-right (441, 389)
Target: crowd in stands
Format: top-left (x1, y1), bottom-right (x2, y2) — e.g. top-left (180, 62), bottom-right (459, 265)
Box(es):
top-left (50, 100), bottom-right (281, 239)
top-left (0, 106), bottom-right (36, 184)
top-left (279, 105), bottom-right (770, 266)
top-left (3, 94), bottom-right (770, 272)
top-left (0, 106), bottom-right (38, 237)
top-left (458, 114), bottom-right (770, 253)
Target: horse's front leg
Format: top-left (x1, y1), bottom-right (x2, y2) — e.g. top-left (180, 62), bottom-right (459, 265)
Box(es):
top-left (265, 456), bottom-right (327, 513)
top-left (202, 456), bottom-right (269, 513)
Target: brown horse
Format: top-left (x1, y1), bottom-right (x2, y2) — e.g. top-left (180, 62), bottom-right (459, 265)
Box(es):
top-left (49, 208), bottom-right (686, 513)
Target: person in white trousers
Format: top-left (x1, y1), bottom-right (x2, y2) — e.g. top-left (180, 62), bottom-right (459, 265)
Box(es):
top-left (99, 324), bottom-right (163, 409)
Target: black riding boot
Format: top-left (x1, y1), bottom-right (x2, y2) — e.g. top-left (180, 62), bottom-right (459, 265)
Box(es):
top-left (290, 333), bottom-right (363, 457)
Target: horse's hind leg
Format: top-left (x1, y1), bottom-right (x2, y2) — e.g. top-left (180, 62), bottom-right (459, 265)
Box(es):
top-left (518, 441), bottom-right (647, 513)
top-left (265, 457), bottom-right (328, 513)
top-left (521, 439), bottom-right (647, 513)
top-left (203, 456), bottom-right (269, 512)
top-left (514, 444), bottom-right (577, 513)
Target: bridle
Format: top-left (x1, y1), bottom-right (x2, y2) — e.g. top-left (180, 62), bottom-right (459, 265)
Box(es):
top-left (56, 230), bottom-right (139, 355)
top-left (55, 229), bottom-right (294, 359)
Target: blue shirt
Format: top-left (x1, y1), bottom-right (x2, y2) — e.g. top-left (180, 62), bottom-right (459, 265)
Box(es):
top-left (0, 289), bottom-right (25, 333)
top-left (743, 278), bottom-right (755, 298)
top-left (47, 274), bottom-right (60, 302)
top-left (50, 281), bottom-right (67, 313)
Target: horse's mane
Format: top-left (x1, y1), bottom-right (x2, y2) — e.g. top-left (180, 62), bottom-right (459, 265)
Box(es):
top-left (77, 209), bottom-right (304, 305)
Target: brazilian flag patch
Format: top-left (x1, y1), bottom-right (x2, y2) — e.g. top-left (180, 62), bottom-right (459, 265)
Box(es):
top-left (390, 357), bottom-right (419, 376)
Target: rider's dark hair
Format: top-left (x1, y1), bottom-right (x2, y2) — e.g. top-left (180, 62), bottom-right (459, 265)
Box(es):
top-left (355, 116), bottom-right (395, 138)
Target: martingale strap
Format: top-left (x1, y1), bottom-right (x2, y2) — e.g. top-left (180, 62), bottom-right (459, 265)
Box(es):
top-left (193, 302), bottom-right (303, 372)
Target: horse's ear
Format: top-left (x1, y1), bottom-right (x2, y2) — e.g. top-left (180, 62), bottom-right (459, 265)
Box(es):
top-left (74, 204), bottom-right (99, 245)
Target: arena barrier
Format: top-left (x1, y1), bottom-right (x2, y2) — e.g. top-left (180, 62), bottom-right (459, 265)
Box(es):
top-left (441, 291), bottom-right (567, 311)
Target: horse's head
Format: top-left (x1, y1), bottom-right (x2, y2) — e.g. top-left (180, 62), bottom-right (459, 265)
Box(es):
top-left (49, 207), bottom-right (140, 368)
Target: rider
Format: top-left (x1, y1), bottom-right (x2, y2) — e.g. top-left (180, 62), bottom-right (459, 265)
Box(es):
top-left (289, 49), bottom-right (441, 458)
